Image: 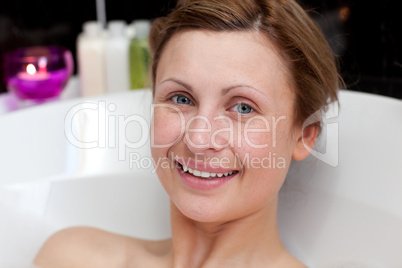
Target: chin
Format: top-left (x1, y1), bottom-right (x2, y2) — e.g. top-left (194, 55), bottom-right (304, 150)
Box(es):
top-left (169, 192), bottom-right (232, 223)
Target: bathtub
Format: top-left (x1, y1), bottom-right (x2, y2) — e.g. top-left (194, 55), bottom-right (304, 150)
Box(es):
top-left (0, 89), bottom-right (401, 267)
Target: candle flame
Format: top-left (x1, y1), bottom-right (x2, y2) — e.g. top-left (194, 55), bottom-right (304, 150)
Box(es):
top-left (26, 64), bottom-right (37, 75)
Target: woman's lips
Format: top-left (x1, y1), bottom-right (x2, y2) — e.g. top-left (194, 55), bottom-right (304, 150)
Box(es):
top-left (177, 161), bottom-right (237, 178)
top-left (176, 160), bottom-right (238, 191)
top-left (174, 156), bottom-right (238, 174)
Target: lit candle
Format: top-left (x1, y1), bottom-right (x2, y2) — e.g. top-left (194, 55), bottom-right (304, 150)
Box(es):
top-left (17, 63), bottom-right (49, 80)
top-left (4, 45), bottom-right (73, 102)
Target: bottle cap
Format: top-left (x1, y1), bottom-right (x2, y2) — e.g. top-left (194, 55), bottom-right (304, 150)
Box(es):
top-left (108, 20), bottom-right (127, 36)
top-left (126, 24), bottom-right (136, 39)
top-left (132, 20), bottom-right (151, 39)
top-left (83, 21), bottom-right (102, 36)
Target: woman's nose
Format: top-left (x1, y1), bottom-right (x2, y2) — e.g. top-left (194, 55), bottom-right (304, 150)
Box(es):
top-left (184, 114), bottom-right (232, 153)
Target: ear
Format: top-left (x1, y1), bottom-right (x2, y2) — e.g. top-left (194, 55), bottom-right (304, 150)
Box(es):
top-left (292, 123), bottom-right (319, 161)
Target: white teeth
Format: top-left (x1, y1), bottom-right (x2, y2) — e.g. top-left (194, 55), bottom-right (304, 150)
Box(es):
top-left (200, 171), bottom-right (210, 178)
top-left (179, 163), bottom-right (236, 179)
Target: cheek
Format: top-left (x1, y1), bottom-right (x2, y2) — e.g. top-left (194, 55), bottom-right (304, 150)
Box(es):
top-left (242, 115), bottom-right (290, 149)
top-left (150, 110), bottom-right (178, 196)
top-left (234, 115), bottom-right (295, 172)
top-left (151, 107), bottom-right (185, 149)
top-left (151, 108), bottom-right (184, 186)
top-left (241, 116), bottom-right (270, 149)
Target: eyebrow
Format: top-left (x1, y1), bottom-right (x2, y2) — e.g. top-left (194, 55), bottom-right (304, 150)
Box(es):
top-left (160, 78), bottom-right (193, 92)
top-left (221, 84), bottom-right (264, 96)
top-left (160, 78), bottom-right (264, 96)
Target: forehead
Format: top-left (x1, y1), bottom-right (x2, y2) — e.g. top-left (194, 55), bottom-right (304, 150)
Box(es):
top-left (156, 30), bottom-right (293, 103)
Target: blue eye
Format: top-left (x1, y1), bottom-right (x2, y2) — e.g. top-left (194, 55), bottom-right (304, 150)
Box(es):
top-left (172, 94), bottom-right (192, 105)
top-left (234, 103), bottom-right (254, 114)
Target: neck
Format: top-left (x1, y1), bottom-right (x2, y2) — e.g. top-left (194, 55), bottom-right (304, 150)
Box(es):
top-left (168, 197), bottom-right (286, 268)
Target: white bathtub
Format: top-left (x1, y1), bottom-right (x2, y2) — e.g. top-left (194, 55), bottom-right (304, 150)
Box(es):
top-left (0, 89), bottom-right (401, 267)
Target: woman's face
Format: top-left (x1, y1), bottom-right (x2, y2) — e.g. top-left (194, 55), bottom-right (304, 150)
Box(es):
top-left (151, 30), bottom-right (306, 223)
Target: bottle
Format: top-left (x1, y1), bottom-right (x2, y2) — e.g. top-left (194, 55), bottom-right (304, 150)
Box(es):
top-left (77, 21), bottom-right (107, 96)
top-left (105, 20), bottom-right (130, 93)
top-left (129, 20), bottom-right (151, 89)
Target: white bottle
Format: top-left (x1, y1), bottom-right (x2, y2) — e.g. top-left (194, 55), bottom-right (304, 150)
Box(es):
top-left (105, 20), bottom-right (130, 93)
top-left (77, 21), bottom-right (107, 97)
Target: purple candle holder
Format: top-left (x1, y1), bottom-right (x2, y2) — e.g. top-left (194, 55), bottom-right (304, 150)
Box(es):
top-left (3, 46), bottom-right (73, 104)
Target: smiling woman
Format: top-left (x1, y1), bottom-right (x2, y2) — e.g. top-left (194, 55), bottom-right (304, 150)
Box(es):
top-left (34, 0), bottom-right (342, 267)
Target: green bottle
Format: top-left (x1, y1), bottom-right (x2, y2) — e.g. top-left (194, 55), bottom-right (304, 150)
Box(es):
top-left (129, 20), bottom-right (151, 89)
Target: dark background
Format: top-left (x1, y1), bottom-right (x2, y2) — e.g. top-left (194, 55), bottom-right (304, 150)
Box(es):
top-left (1, 0), bottom-right (401, 99)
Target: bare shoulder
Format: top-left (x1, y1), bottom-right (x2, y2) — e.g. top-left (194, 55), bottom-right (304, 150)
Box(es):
top-left (34, 226), bottom-right (172, 268)
top-left (125, 235), bottom-right (172, 267)
top-left (34, 226), bottom-right (129, 268)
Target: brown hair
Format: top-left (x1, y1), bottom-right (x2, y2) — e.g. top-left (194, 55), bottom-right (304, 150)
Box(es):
top-left (149, 0), bottom-right (342, 126)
